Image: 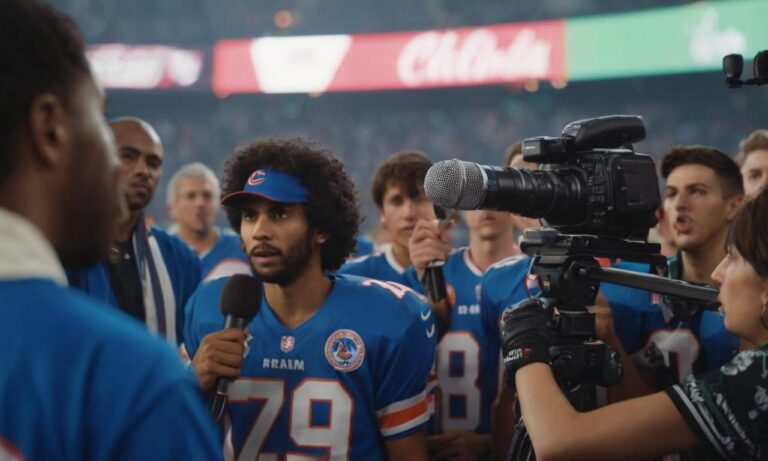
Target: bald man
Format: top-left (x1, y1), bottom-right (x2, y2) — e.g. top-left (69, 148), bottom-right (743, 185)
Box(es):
top-left (68, 118), bottom-right (201, 345)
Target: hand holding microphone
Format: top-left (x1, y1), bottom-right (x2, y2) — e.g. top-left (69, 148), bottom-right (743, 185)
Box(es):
top-left (191, 274), bottom-right (262, 400)
top-left (408, 207), bottom-right (455, 302)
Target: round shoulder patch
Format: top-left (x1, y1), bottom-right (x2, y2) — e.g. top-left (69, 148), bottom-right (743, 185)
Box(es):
top-left (324, 329), bottom-right (365, 372)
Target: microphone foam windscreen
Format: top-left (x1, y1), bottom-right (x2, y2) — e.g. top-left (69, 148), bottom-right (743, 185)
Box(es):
top-left (424, 160), bottom-right (486, 209)
top-left (220, 274), bottom-right (263, 322)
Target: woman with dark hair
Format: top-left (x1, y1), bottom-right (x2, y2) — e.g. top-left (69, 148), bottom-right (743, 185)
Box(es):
top-left (501, 189), bottom-right (768, 460)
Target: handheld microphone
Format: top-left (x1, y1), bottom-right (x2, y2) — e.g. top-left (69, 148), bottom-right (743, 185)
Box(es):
top-left (422, 206), bottom-right (451, 303)
top-left (215, 274), bottom-right (263, 398)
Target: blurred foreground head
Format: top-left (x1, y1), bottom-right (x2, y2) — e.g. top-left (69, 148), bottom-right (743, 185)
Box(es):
top-left (0, 0), bottom-right (121, 267)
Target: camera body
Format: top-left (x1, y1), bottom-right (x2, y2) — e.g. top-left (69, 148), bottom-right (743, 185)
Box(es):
top-left (519, 115), bottom-right (660, 240)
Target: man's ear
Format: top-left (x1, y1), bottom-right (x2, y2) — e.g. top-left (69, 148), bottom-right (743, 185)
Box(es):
top-left (378, 207), bottom-right (387, 227)
top-left (725, 194), bottom-right (745, 221)
top-left (314, 230), bottom-right (329, 245)
top-left (28, 92), bottom-right (70, 168)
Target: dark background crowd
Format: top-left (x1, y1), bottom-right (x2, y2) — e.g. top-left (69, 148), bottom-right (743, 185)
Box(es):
top-left (47, 0), bottom-right (768, 235)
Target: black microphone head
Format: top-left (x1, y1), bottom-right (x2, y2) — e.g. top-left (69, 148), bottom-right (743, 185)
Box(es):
top-left (753, 50), bottom-right (768, 82)
top-left (220, 274), bottom-right (263, 322)
top-left (723, 53), bottom-right (743, 79)
top-left (424, 160), bottom-right (486, 210)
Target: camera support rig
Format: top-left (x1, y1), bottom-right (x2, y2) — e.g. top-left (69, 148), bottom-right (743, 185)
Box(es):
top-left (507, 228), bottom-right (720, 461)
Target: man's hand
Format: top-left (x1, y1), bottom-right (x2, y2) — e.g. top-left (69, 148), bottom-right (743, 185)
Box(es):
top-left (408, 218), bottom-right (453, 280)
top-left (191, 328), bottom-right (247, 392)
top-left (500, 299), bottom-right (553, 385)
top-left (427, 431), bottom-right (491, 461)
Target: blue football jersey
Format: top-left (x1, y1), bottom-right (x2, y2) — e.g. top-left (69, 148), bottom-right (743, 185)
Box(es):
top-left (185, 274), bottom-right (436, 460)
top-left (338, 247), bottom-right (411, 286)
top-left (623, 256), bottom-right (740, 384)
top-left (1, 282), bottom-right (220, 461)
top-left (631, 301), bottom-right (739, 384)
top-left (479, 255), bottom-right (534, 370)
top-left (405, 249), bottom-right (516, 433)
top-left (199, 229), bottom-right (250, 282)
top-left (599, 260), bottom-right (657, 354)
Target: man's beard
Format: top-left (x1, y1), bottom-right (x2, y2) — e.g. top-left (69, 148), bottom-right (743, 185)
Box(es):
top-left (249, 232), bottom-right (314, 285)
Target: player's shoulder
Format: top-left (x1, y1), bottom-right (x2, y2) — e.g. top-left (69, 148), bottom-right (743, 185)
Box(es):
top-left (484, 253), bottom-right (530, 278)
top-left (11, 281), bottom-right (184, 367)
top-left (340, 251), bottom-right (384, 270)
top-left (189, 276), bottom-right (229, 307)
top-left (331, 273), bottom-right (427, 315)
top-left (444, 246), bottom-right (469, 267)
top-left (330, 275), bottom-right (434, 345)
top-left (152, 226), bottom-right (199, 262)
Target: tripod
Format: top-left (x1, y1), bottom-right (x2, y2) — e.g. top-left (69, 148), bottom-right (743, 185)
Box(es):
top-left (506, 229), bottom-right (716, 461)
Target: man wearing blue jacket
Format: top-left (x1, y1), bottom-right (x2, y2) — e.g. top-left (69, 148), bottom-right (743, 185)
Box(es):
top-left (68, 117), bottom-right (201, 344)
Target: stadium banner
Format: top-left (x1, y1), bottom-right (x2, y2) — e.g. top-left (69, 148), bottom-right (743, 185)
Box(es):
top-left (88, 44), bottom-right (205, 89)
top-left (566, 0), bottom-right (768, 80)
top-left (212, 21), bottom-right (565, 95)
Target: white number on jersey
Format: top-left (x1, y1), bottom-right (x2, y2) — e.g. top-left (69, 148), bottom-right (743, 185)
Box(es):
top-left (438, 332), bottom-right (481, 431)
top-left (229, 378), bottom-right (352, 460)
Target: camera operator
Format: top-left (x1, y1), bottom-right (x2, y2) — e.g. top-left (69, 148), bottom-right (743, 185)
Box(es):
top-left (625, 147), bottom-right (743, 389)
top-left (735, 129), bottom-right (768, 201)
top-left (501, 188), bottom-right (768, 461)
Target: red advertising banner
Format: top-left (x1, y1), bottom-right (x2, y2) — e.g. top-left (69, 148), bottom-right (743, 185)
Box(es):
top-left (89, 45), bottom-right (205, 90)
top-left (213, 21), bottom-right (565, 95)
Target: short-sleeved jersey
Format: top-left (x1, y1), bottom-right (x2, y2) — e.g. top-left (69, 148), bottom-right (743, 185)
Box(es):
top-left (598, 260), bottom-right (657, 354)
top-left (67, 226), bottom-right (201, 344)
top-left (480, 254), bottom-right (535, 362)
top-left (0, 281), bottom-right (222, 461)
top-left (629, 256), bottom-right (739, 384)
top-left (666, 344), bottom-right (768, 461)
top-left (185, 274), bottom-right (436, 460)
top-left (199, 229), bottom-right (250, 282)
top-left (405, 248), bottom-right (512, 433)
top-left (338, 246), bottom-right (411, 287)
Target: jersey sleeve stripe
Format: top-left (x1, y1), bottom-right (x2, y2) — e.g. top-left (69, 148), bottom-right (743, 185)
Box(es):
top-left (377, 392), bottom-right (429, 434)
top-left (665, 385), bottom-right (732, 460)
top-left (376, 391), bottom-right (426, 416)
top-left (378, 402), bottom-right (429, 437)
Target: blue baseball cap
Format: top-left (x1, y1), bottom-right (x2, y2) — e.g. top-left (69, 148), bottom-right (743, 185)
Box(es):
top-left (221, 168), bottom-right (309, 205)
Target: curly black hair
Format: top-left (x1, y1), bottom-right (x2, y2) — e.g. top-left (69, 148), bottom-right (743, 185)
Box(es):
top-left (0, 0), bottom-right (91, 185)
top-left (222, 138), bottom-right (360, 272)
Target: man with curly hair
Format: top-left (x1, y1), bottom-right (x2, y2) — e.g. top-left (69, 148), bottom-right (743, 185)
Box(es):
top-left (184, 138), bottom-right (436, 460)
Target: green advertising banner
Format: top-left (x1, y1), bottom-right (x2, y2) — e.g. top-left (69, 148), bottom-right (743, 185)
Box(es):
top-left (566, 0), bottom-right (768, 80)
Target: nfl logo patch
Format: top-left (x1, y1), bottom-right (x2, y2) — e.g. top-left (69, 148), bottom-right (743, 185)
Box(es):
top-left (280, 335), bottom-right (295, 353)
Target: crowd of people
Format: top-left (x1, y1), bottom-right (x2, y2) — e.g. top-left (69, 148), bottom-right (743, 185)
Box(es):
top-left (2, 1), bottom-right (768, 460)
top-left (114, 78), bottom-right (768, 236)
